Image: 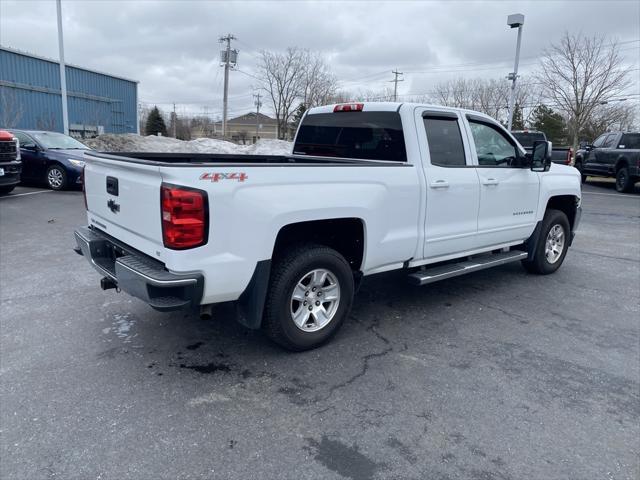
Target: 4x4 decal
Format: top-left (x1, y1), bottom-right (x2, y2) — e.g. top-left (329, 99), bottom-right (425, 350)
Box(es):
top-left (200, 172), bottom-right (248, 182)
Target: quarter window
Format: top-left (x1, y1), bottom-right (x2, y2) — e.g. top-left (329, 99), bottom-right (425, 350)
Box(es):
top-left (423, 116), bottom-right (466, 167)
top-left (468, 121), bottom-right (520, 167)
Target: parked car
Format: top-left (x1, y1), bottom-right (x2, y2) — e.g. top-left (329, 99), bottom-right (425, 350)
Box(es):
top-left (511, 130), bottom-right (573, 166)
top-left (574, 131), bottom-right (640, 192)
top-left (8, 130), bottom-right (90, 190)
top-left (74, 102), bottom-right (581, 351)
top-left (0, 130), bottom-right (21, 195)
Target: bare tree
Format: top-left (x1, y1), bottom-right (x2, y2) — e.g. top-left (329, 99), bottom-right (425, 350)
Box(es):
top-left (424, 78), bottom-right (537, 124)
top-left (237, 129), bottom-right (249, 145)
top-left (330, 87), bottom-right (396, 103)
top-left (580, 102), bottom-right (638, 142)
top-left (258, 47), bottom-right (306, 139)
top-left (0, 88), bottom-right (24, 128)
top-left (301, 52), bottom-right (338, 108)
top-left (538, 32), bottom-right (632, 148)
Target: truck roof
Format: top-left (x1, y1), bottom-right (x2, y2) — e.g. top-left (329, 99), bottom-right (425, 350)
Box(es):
top-left (306, 102), bottom-right (499, 123)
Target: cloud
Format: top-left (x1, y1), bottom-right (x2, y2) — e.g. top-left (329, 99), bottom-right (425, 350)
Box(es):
top-left (1, 0), bottom-right (638, 118)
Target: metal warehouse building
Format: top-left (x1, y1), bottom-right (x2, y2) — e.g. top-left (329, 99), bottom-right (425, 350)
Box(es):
top-left (0, 46), bottom-right (138, 137)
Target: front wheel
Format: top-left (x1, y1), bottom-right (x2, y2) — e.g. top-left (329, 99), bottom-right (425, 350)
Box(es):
top-left (0, 185), bottom-right (15, 195)
top-left (46, 165), bottom-right (67, 190)
top-left (615, 167), bottom-right (633, 193)
top-left (263, 244), bottom-right (354, 351)
top-left (522, 209), bottom-right (570, 275)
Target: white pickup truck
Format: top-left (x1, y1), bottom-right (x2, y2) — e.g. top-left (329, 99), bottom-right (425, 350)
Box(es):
top-left (75, 102), bottom-right (581, 350)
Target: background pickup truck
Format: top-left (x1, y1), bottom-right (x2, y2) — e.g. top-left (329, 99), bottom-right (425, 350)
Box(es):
top-left (574, 131), bottom-right (640, 192)
top-left (75, 103), bottom-right (582, 350)
top-left (0, 130), bottom-right (21, 195)
top-left (511, 130), bottom-right (574, 166)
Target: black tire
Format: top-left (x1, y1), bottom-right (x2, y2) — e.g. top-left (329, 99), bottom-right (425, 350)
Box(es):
top-left (0, 185), bottom-right (15, 195)
top-left (574, 160), bottom-right (587, 184)
top-left (263, 244), bottom-right (354, 351)
top-left (46, 164), bottom-right (67, 190)
top-left (522, 209), bottom-right (571, 275)
top-left (615, 166), bottom-right (633, 193)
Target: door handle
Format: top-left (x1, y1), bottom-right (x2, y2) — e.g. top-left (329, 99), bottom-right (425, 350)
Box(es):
top-left (482, 178), bottom-right (499, 186)
top-left (429, 180), bottom-right (449, 189)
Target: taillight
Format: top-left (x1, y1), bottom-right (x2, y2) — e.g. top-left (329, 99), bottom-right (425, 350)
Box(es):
top-left (333, 103), bottom-right (364, 112)
top-left (566, 148), bottom-right (573, 165)
top-left (161, 183), bottom-right (208, 250)
top-left (81, 165), bottom-right (87, 210)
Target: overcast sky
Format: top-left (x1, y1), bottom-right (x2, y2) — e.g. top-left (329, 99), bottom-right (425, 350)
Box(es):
top-left (1, 0), bottom-right (639, 119)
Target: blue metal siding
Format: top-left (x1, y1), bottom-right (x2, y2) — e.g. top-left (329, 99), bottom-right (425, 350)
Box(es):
top-left (0, 47), bottom-right (137, 134)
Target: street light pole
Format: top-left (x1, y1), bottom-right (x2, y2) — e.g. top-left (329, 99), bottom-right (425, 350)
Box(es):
top-left (506, 13), bottom-right (524, 131)
top-left (56, 0), bottom-right (69, 135)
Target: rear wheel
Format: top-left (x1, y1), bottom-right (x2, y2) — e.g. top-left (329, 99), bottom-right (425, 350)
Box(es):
top-left (263, 244), bottom-right (354, 351)
top-left (615, 166), bottom-right (633, 193)
top-left (522, 209), bottom-right (570, 275)
top-left (47, 165), bottom-right (67, 190)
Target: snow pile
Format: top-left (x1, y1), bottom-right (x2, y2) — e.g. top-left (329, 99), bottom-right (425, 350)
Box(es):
top-left (84, 134), bottom-right (293, 156)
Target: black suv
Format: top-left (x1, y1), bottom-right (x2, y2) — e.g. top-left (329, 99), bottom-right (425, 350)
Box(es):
top-left (574, 132), bottom-right (640, 193)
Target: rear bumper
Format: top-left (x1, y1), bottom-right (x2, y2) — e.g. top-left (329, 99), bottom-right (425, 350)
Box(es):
top-left (74, 226), bottom-right (203, 311)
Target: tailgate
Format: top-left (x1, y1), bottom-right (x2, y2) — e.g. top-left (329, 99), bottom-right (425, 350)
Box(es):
top-left (84, 155), bottom-right (163, 257)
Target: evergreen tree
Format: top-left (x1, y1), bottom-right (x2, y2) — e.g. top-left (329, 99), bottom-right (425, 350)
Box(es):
top-left (511, 103), bottom-right (525, 130)
top-left (530, 105), bottom-right (568, 145)
top-left (291, 103), bottom-right (307, 130)
top-left (145, 106), bottom-right (167, 136)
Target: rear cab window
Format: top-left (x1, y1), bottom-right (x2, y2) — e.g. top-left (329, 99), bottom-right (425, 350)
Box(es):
top-left (512, 132), bottom-right (546, 148)
top-left (618, 133), bottom-right (640, 149)
top-left (293, 111), bottom-right (407, 162)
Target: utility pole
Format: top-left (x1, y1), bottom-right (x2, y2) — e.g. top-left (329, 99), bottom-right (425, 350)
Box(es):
top-left (56, 0), bottom-right (69, 135)
top-left (506, 14), bottom-right (525, 131)
top-left (219, 34), bottom-right (237, 139)
top-left (390, 70), bottom-right (404, 102)
top-left (253, 92), bottom-right (262, 143)
top-left (172, 103), bottom-right (177, 138)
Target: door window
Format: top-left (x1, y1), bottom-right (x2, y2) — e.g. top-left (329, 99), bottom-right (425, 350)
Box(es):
top-left (468, 120), bottom-right (520, 167)
top-left (592, 134), bottom-right (607, 148)
top-left (423, 117), bottom-right (467, 167)
top-left (602, 134), bottom-right (617, 148)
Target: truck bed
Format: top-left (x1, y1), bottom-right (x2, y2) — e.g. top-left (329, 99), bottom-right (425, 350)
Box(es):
top-left (86, 151), bottom-right (396, 166)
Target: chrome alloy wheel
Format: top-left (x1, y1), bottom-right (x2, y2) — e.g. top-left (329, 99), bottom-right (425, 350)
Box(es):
top-left (545, 224), bottom-right (565, 264)
top-left (290, 268), bottom-right (341, 332)
top-left (48, 168), bottom-right (64, 189)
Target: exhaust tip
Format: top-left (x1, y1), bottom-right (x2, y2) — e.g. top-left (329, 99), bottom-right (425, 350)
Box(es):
top-left (200, 304), bottom-right (213, 320)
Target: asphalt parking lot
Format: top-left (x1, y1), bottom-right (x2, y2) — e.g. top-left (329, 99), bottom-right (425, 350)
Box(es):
top-left (1, 180), bottom-right (639, 480)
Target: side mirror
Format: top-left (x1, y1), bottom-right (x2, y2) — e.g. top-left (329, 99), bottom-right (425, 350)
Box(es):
top-left (23, 143), bottom-right (38, 151)
top-left (530, 140), bottom-right (552, 172)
